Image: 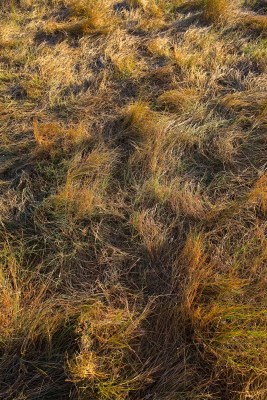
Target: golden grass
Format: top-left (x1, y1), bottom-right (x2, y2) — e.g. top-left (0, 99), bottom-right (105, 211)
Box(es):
top-left (181, 232), bottom-right (267, 398)
top-left (1, 0), bottom-right (267, 399)
top-left (126, 0), bottom-right (166, 30)
top-left (240, 14), bottom-right (267, 34)
top-left (44, 0), bottom-right (117, 36)
top-left (131, 210), bottom-right (168, 256)
top-left (157, 88), bottom-right (199, 112)
top-left (249, 174), bottom-right (267, 214)
top-left (147, 37), bottom-right (171, 58)
top-left (202, 0), bottom-right (233, 24)
top-left (127, 0), bottom-right (162, 16)
top-left (122, 101), bottom-right (165, 142)
top-left (33, 120), bottom-right (89, 154)
top-left (44, 18), bottom-right (112, 36)
top-left (111, 53), bottom-right (140, 78)
top-left (68, 300), bottom-right (149, 399)
top-left (50, 147), bottom-right (117, 220)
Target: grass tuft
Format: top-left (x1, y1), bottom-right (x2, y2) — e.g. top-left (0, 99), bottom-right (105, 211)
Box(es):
top-left (44, 0), bottom-right (116, 36)
top-left (202, 0), bottom-right (234, 24)
top-left (239, 14), bottom-right (267, 34)
top-left (33, 120), bottom-right (89, 154)
top-left (68, 300), bottom-right (150, 399)
top-left (157, 88), bottom-right (199, 112)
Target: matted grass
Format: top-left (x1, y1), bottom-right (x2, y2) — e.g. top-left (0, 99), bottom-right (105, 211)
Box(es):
top-left (0, 0), bottom-right (267, 399)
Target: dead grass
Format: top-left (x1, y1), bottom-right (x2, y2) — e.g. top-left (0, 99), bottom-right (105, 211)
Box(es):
top-left (239, 14), bottom-right (267, 34)
top-left (49, 146), bottom-right (117, 220)
top-left (180, 230), bottom-right (267, 398)
top-left (33, 120), bottom-right (89, 154)
top-left (202, 0), bottom-right (232, 24)
top-left (68, 300), bottom-right (150, 399)
top-left (122, 101), bottom-right (167, 143)
top-left (157, 88), bottom-right (199, 112)
top-left (44, 0), bottom-right (117, 36)
top-left (249, 173), bottom-right (267, 214)
top-left (147, 37), bottom-right (171, 58)
top-left (1, 0), bottom-right (267, 399)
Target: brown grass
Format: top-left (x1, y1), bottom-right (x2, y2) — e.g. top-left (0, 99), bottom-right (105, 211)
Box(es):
top-left (202, 0), bottom-right (234, 24)
top-left (1, 0), bottom-right (267, 399)
top-left (33, 120), bottom-right (89, 154)
top-left (44, 0), bottom-right (117, 36)
top-left (157, 88), bottom-right (199, 112)
top-left (240, 14), bottom-right (267, 34)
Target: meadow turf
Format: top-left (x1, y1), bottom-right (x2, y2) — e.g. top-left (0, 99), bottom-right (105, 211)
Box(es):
top-left (0, 0), bottom-right (267, 399)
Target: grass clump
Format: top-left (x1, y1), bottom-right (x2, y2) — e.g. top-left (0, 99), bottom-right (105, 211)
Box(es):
top-left (111, 53), bottom-right (140, 79)
top-left (33, 120), bottom-right (89, 155)
top-left (201, 0), bottom-right (236, 24)
top-left (68, 300), bottom-right (149, 399)
top-left (243, 38), bottom-right (267, 71)
top-left (240, 14), bottom-right (267, 35)
top-left (44, 0), bottom-right (116, 36)
top-left (181, 232), bottom-right (267, 398)
top-left (147, 37), bottom-right (171, 58)
top-left (249, 174), bottom-right (267, 214)
top-left (51, 146), bottom-right (117, 220)
top-left (157, 88), bottom-right (199, 112)
top-left (0, 246), bottom-right (77, 399)
top-left (127, 0), bottom-right (162, 15)
top-left (122, 101), bottom-right (166, 143)
top-left (126, 0), bottom-right (166, 30)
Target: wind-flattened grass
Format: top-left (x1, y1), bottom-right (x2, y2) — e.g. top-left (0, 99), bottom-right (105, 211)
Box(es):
top-left (1, 0), bottom-right (267, 398)
top-left (243, 38), bottom-right (267, 71)
top-left (157, 88), bottom-right (199, 113)
top-left (239, 14), bottom-right (267, 35)
top-left (44, 0), bottom-right (117, 36)
top-left (179, 231), bottom-right (267, 398)
top-left (249, 173), bottom-right (267, 214)
top-left (122, 101), bottom-right (165, 143)
top-left (33, 120), bottom-right (89, 155)
top-left (131, 209), bottom-right (168, 257)
top-left (127, 0), bottom-right (163, 16)
top-left (147, 37), bottom-right (171, 58)
top-left (48, 146), bottom-right (117, 220)
top-left (0, 244), bottom-right (78, 399)
top-left (68, 300), bottom-right (151, 400)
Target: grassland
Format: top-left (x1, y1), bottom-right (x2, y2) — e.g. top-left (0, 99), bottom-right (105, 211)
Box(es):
top-left (0, 0), bottom-right (266, 399)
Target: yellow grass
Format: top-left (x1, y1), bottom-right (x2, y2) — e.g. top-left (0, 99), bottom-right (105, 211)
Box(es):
top-left (1, 0), bottom-right (267, 399)
top-left (157, 88), bottom-right (199, 112)
top-left (202, 0), bottom-right (233, 24)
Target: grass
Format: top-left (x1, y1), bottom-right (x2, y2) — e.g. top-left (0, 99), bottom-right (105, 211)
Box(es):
top-left (157, 88), bottom-right (199, 112)
top-left (240, 14), bottom-right (267, 35)
top-left (0, 0), bottom-right (267, 399)
top-left (202, 0), bottom-right (231, 24)
top-left (44, 0), bottom-right (117, 36)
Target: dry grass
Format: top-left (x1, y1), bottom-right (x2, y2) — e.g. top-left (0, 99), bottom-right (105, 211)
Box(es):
top-left (1, 0), bottom-right (267, 399)
top-left (240, 14), bottom-right (267, 34)
top-left (33, 120), bottom-right (89, 154)
top-left (44, 0), bottom-right (117, 36)
top-left (68, 300), bottom-right (150, 399)
top-left (202, 0), bottom-right (233, 24)
top-left (147, 37), bottom-right (171, 58)
top-left (157, 88), bottom-right (199, 112)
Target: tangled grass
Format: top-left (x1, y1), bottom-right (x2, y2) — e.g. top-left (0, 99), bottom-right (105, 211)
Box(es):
top-left (0, 0), bottom-right (267, 399)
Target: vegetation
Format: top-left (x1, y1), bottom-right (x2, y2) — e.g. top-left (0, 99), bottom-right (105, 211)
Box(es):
top-left (0, 0), bottom-right (266, 399)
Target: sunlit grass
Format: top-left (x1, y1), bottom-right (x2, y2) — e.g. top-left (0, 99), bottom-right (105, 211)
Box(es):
top-left (0, 0), bottom-right (267, 398)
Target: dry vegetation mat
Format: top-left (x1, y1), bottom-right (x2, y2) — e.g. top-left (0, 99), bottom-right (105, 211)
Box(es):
top-left (0, 0), bottom-right (267, 399)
